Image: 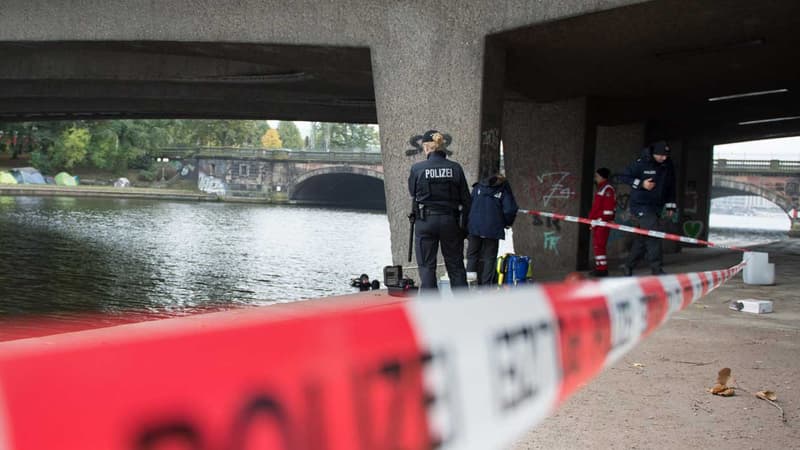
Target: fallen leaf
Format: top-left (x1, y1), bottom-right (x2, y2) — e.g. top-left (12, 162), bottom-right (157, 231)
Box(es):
top-left (716, 368), bottom-right (732, 386)
top-left (709, 384), bottom-right (735, 396)
top-left (718, 388), bottom-right (735, 396)
top-left (710, 384), bottom-right (726, 394)
top-left (708, 368), bottom-right (735, 396)
top-left (755, 391), bottom-right (777, 401)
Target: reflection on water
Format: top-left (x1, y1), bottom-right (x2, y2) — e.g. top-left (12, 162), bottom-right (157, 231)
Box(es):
top-left (0, 196), bottom-right (391, 318)
top-left (709, 213), bottom-right (790, 247)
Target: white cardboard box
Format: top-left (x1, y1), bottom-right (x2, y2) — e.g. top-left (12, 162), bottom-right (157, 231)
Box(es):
top-left (730, 299), bottom-right (773, 314)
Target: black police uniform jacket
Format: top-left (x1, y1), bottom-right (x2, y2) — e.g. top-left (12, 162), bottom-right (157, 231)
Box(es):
top-left (408, 151), bottom-right (471, 217)
top-left (617, 147), bottom-right (677, 216)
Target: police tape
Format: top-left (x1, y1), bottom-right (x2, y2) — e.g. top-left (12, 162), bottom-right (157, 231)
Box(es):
top-left (518, 209), bottom-right (748, 252)
top-left (0, 262), bottom-right (745, 450)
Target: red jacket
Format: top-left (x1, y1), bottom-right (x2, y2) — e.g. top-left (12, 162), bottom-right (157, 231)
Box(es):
top-left (589, 180), bottom-right (616, 220)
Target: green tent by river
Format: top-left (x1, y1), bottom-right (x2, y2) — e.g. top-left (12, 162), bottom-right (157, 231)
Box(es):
top-left (54, 172), bottom-right (78, 186)
top-left (0, 171), bottom-right (18, 184)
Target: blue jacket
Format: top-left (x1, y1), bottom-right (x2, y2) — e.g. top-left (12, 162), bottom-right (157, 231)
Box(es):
top-left (467, 175), bottom-right (519, 240)
top-left (617, 146), bottom-right (676, 216)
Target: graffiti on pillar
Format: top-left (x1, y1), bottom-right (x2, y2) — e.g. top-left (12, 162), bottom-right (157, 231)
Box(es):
top-left (683, 220), bottom-right (704, 238)
top-left (543, 231), bottom-right (561, 255)
top-left (405, 132), bottom-right (453, 156)
top-left (481, 128), bottom-right (500, 150)
top-left (531, 215), bottom-right (561, 231)
top-left (534, 172), bottom-right (576, 207)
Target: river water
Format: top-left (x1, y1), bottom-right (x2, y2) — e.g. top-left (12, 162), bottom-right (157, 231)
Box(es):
top-left (0, 196), bottom-right (792, 322)
top-left (0, 196), bottom-right (391, 319)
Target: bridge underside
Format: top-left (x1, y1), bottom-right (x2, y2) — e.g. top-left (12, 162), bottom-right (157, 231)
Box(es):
top-left (291, 174), bottom-right (386, 211)
top-left (498, 0), bottom-right (800, 145)
top-left (2, 0), bottom-right (799, 139)
top-left (0, 42), bottom-right (376, 123)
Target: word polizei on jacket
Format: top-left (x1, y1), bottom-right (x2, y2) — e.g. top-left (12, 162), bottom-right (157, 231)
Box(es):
top-left (424, 167), bottom-right (454, 179)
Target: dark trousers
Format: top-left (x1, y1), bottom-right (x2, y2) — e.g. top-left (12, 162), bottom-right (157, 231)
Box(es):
top-left (466, 235), bottom-right (499, 285)
top-left (415, 214), bottom-right (467, 290)
top-left (627, 212), bottom-right (663, 273)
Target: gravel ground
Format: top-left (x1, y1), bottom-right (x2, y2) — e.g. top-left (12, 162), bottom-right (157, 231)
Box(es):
top-left (513, 240), bottom-right (800, 449)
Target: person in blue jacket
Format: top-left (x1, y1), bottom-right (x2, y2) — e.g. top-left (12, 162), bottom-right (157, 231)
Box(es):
top-left (617, 140), bottom-right (677, 276)
top-left (465, 173), bottom-right (519, 285)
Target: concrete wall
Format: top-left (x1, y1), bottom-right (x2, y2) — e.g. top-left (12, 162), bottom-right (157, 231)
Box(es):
top-left (503, 98), bottom-right (595, 275)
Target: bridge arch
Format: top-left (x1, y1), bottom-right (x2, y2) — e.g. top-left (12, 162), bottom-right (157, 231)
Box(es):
top-left (712, 176), bottom-right (798, 218)
top-left (288, 166), bottom-right (385, 210)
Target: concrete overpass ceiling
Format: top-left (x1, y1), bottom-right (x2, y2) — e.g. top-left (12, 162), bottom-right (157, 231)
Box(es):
top-left (497, 0), bottom-right (800, 140)
top-left (0, 41), bottom-right (376, 123)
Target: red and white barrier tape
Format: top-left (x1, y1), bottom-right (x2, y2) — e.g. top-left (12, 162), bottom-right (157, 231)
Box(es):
top-left (519, 209), bottom-right (748, 252)
top-left (0, 262), bottom-right (745, 450)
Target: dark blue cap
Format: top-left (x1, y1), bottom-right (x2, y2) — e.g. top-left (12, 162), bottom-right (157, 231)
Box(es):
top-left (651, 141), bottom-right (670, 155)
top-left (422, 129), bottom-right (440, 143)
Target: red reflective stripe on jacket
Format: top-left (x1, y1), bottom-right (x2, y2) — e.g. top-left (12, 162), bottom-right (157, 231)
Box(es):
top-left (588, 181), bottom-right (616, 220)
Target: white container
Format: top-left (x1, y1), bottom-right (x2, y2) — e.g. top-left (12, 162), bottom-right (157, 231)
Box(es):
top-left (466, 271), bottom-right (478, 289)
top-left (742, 251), bottom-right (775, 285)
top-left (730, 299), bottom-right (773, 314)
top-left (438, 274), bottom-right (453, 298)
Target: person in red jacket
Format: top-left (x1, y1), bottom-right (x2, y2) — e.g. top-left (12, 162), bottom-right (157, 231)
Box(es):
top-left (588, 168), bottom-right (616, 277)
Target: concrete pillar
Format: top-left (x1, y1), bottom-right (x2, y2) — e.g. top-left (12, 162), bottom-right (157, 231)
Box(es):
top-left (371, 14), bottom-right (502, 266)
top-left (679, 141), bottom-right (713, 243)
top-left (661, 139), bottom-right (685, 253)
top-left (477, 37), bottom-right (506, 180)
top-left (595, 123), bottom-right (645, 260)
top-left (503, 97), bottom-right (596, 275)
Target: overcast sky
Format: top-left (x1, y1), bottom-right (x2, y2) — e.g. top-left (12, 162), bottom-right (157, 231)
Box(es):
top-left (714, 136), bottom-right (800, 160)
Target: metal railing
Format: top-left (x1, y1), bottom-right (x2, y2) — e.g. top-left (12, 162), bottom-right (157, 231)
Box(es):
top-left (159, 147), bottom-right (384, 164)
top-left (713, 159), bottom-right (800, 173)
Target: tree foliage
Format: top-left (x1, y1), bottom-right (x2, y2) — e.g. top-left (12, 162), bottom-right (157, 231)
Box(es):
top-left (277, 121), bottom-right (303, 149)
top-left (1, 119), bottom-right (369, 176)
top-left (261, 129), bottom-right (283, 149)
top-left (310, 122), bottom-right (379, 151)
top-left (166, 120), bottom-right (266, 147)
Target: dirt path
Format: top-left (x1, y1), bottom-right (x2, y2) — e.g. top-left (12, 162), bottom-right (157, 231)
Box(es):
top-left (514, 240), bottom-right (800, 449)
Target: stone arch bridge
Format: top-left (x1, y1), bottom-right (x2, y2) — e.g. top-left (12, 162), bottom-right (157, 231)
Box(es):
top-left (160, 147), bottom-right (386, 210)
top-left (712, 159), bottom-right (800, 215)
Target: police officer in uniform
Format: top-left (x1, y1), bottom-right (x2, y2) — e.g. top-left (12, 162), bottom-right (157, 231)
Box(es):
top-left (617, 140), bottom-right (677, 275)
top-left (408, 130), bottom-right (471, 291)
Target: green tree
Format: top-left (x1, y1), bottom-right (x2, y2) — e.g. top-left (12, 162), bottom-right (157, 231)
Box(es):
top-left (58, 127), bottom-right (91, 169)
top-left (31, 126), bottom-right (90, 172)
top-left (167, 120), bottom-right (266, 147)
top-left (277, 121), bottom-right (303, 149)
top-left (310, 122), bottom-right (379, 151)
top-left (87, 120), bottom-right (172, 174)
top-left (261, 129), bottom-right (282, 149)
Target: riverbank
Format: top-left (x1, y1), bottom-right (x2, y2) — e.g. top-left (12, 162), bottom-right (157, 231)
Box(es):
top-left (0, 184), bottom-right (218, 201)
